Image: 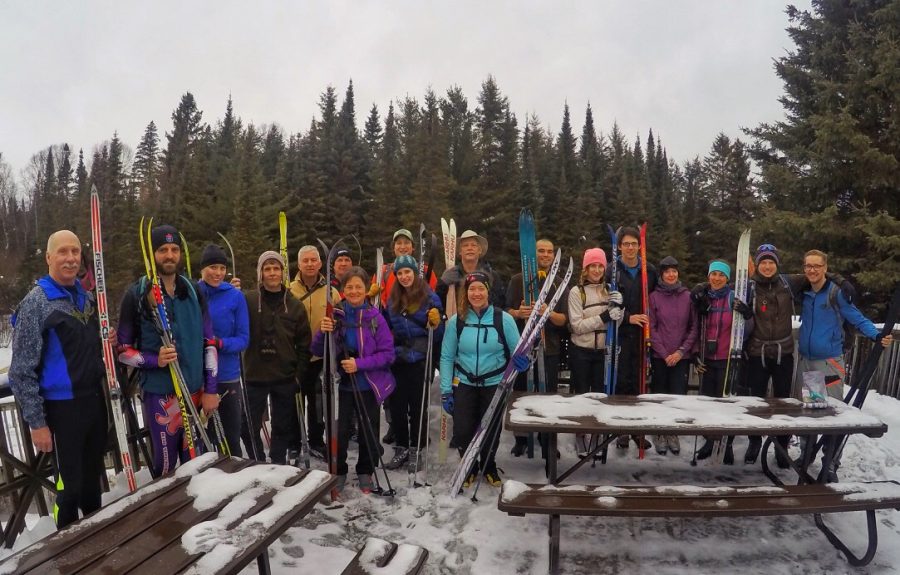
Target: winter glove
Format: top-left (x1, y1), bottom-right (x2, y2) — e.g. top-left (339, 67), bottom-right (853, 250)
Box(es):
top-left (512, 353), bottom-right (531, 373)
top-left (367, 283), bottom-right (382, 298)
top-left (441, 393), bottom-right (454, 416)
top-left (427, 307), bottom-right (441, 328)
top-left (608, 290), bottom-right (624, 308)
top-left (600, 306), bottom-right (624, 324)
top-left (690, 283), bottom-right (710, 310)
top-left (732, 298), bottom-right (753, 319)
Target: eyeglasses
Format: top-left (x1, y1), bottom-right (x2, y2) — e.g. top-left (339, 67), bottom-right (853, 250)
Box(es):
top-left (621, 241), bottom-right (639, 248)
top-left (803, 264), bottom-right (825, 271)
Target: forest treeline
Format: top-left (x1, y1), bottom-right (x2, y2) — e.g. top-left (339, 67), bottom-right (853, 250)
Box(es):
top-left (0, 1), bottom-right (896, 317)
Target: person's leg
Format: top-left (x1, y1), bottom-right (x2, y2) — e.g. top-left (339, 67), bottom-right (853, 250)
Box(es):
top-left (336, 389), bottom-right (353, 477)
top-left (588, 349), bottom-right (606, 394)
top-left (245, 384), bottom-right (269, 462)
top-left (78, 395), bottom-right (108, 517)
top-left (479, 386), bottom-right (502, 475)
top-left (616, 334), bottom-right (639, 395)
top-left (301, 360), bottom-right (326, 448)
top-left (544, 354), bottom-right (560, 394)
top-left (211, 379), bottom-right (242, 456)
top-left (270, 381), bottom-right (301, 464)
top-left (568, 346), bottom-right (592, 395)
top-left (650, 357), bottom-right (670, 394)
top-left (355, 390), bottom-right (381, 476)
top-left (406, 361), bottom-right (427, 449)
top-left (389, 364), bottom-right (412, 449)
top-left (142, 391), bottom-right (184, 476)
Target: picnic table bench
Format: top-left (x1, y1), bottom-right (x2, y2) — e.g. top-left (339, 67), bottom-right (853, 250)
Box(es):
top-left (341, 537), bottom-right (429, 575)
top-left (501, 392), bottom-right (893, 573)
top-left (0, 453), bottom-right (336, 575)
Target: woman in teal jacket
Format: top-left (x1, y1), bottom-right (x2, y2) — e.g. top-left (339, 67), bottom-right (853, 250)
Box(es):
top-left (440, 271), bottom-right (523, 487)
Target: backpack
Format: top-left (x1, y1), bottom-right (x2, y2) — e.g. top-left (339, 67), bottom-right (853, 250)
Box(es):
top-left (454, 307), bottom-right (512, 385)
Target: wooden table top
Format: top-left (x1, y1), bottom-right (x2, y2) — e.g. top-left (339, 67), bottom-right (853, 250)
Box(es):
top-left (0, 454), bottom-right (336, 575)
top-left (504, 392), bottom-right (888, 437)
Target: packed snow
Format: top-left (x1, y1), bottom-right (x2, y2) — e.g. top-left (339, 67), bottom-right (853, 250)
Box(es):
top-left (3, 341), bottom-right (900, 573)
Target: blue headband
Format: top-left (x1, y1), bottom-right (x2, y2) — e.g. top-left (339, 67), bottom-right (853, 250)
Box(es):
top-left (708, 260), bottom-right (731, 280)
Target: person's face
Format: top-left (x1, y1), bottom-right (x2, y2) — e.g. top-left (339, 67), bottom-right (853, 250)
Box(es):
top-left (758, 259), bottom-right (778, 279)
top-left (261, 261), bottom-right (283, 292)
top-left (154, 244), bottom-right (181, 276)
top-left (343, 276), bottom-right (367, 306)
top-left (46, 235), bottom-right (81, 286)
top-left (299, 251), bottom-right (322, 280)
top-left (393, 237), bottom-right (413, 257)
top-left (396, 267), bottom-right (416, 288)
top-left (536, 240), bottom-right (554, 270)
top-left (467, 282), bottom-right (489, 309)
top-left (662, 268), bottom-right (679, 285)
top-left (201, 264), bottom-right (227, 287)
top-left (708, 271), bottom-right (728, 290)
top-left (460, 238), bottom-right (482, 261)
top-left (619, 234), bottom-right (640, 261)
top-left (334, 256), bottom-right (353, 277)
top-left (804, 255), bottom-right (827, 284)
top-left (586, 263), bottom-right (605, 284)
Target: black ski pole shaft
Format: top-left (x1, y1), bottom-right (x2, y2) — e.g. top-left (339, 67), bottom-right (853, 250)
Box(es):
top-left (469, 390), bottom-right (511, 502)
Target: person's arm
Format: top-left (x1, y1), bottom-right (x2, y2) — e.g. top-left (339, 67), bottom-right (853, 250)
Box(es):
top-left (8, 293), bottom-right (48, 430)
top-left (221, 291), bottom-right (250, 353)
top-left (439, 316), bottom-right (459, 394)
top-left (648, 293), bottom-right (666, 357)
top-left (836, 291), bottom-right (880, 340)
top-left (680, 297), bottom-right (700, 358)
top-left (116, 286), bottom-right (161, 369)
top-left (293, 305), bottom-right (313, 383)
top-left (501, 311), bottom-right (522, 350)
top-left (353, 314), bottom-right (395, 371)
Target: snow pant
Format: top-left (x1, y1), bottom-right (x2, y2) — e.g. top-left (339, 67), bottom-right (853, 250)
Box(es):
top-left (745, 354), bottom-right (795, 449)
top-left (699, 359), bottom-right (728, 397)
top-left (245, 379), bottom-right (300, 465)
top-left (454, 383), bottom-right (500, 475)
top-left (299, 359), bottom-right (326, 449)
top-left (143, 389), bottom-right (205, 477)
top-left (568, 346), bottom-right (605, 394)
top-left (390, 360), bottom-right (426, 449)
top-left (650, 357), bottom-right (690, 395)
top-left (615, 331), bottom-right (642, 395)
top-left (337, 387), bottom-right (381, 476)
top-left (208, 379), bottom-right (242, 457)
top-left (46, 394), bottom-right (107, 529)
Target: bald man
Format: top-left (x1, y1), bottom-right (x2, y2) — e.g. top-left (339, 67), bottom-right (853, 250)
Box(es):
top-left (9, 230), bottom-right (110, 529)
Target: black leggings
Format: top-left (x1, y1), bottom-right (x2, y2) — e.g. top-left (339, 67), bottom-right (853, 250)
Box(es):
top-left (338, 387), bottom-right (381, 475)
top-left (389, 361), bottom-right (427, 448)
top-left (453, 384), bottom-right (500, 475)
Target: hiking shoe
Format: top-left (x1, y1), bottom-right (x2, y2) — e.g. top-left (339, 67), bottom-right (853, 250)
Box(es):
top-left (484, 470), bottom-right (502, 487)
top-left (667, 435), bottom-right (680, 455)
top-left (511, 437), bottom-right (528, 457)
top-left (462, 473), bottom-right (477, 489)
top-left (616, 435), bottom-right (630, 449)
top-left (695, 438), bottom-right (714, 460)
top-left (723, 443), bottom-right (734, 465)
top-left (654, 435), bottom-right (667, 455)
top-left (358, 474), bottom-right (375, 494)
top-left (382, 426), bottom-right (395, 445)
top-left (384, 447), bottom-right (409, 470)
top-left (744, 437), bottom-right (762, 464)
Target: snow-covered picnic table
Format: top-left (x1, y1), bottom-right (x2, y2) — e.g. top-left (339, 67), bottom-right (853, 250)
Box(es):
top-left (0, 453), bottom-right (336, 575)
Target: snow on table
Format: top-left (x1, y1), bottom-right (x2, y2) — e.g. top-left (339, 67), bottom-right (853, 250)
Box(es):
top-left (507, 393), bottom-right (887, 434)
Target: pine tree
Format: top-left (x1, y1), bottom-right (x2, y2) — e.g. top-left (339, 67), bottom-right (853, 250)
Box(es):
top-left (160, 92), bottom-right (205, 223)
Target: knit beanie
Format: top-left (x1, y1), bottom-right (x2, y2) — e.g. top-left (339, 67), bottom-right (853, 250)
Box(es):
top-left (582, 248), bottom-right (607, 269)
top-left (464, 271), bottom-right (491, 292)
top-left (393, 254), bottom-right (418, 274)
top-left (659, 256), bottom-right (679, 272)
top-left (200, 244), bottom-right (228, 269)
top-left (257, 251), bottom-right (284, 284)
top-left (333, 248), bottom-right (352, 263)
top-left (150, 225), bottom-right (179, 252)
top-left (708, 260), bottom-right (731, 280)
top-left (393, 228), bottom-right (414, 243)
top-left (755, 244), bottom-right (780, 266)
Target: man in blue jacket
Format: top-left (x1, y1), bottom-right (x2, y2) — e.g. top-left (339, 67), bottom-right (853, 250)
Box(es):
top-left (796, 250), bottom-right (892, 400)
top-left (9, 230), bottom-right (108, 529)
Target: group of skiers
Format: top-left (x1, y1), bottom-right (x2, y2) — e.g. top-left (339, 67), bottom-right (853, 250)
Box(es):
top-left (7, 218), bottom-right (894, 528)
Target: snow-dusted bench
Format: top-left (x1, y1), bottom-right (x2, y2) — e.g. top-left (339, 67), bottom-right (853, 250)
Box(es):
top-left (499, 480), bottom-right (900, 573)
top-left (341, 537), bottom-right (428, 574)
top-left (0, 454), bottom-right (337, 575)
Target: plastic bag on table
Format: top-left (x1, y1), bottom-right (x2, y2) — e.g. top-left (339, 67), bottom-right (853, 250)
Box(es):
top-left (801, 371), bottom-right (829, 408)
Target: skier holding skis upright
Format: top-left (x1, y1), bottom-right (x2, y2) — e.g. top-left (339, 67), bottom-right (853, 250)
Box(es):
top-left (197, 244), bottom-right (250, 457)
top-left (437, 230), bottom-right (506, 312)
top-left (9, 230), bottom-right (110, 529)
top-left (117, 225), bottom-right (219, 477)
top-left (243, 251), bottom-right (312, 465)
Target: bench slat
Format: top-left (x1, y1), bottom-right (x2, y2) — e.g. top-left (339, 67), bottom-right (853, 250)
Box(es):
top-left (499, 481), bottom-right (900, 518)
top-left (341, 537), bottom-right (428, 575)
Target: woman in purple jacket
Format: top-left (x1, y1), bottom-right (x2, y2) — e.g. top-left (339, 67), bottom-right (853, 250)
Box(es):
top-left (311, 266), bottom-right (395, 495)
top-left (648, 256), bottom-right (698, 455)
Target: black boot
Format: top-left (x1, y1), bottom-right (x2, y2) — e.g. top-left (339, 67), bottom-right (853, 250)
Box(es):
top-left (511, 436), bottom-right (527, 457)
top-left (775, 436), bottom-right (791, 469)
top-left (382, 425), bottom-right (395, 445)
top-left (696, 438), bottom-right (715, 460)
top-left (744, 436), bottom-right (762, 464)
top-left (723, 437), bottom-right (734, 465)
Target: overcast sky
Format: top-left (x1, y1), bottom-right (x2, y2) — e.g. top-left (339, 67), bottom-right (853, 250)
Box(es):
top-left (0, 1), bottom-right (810, 178)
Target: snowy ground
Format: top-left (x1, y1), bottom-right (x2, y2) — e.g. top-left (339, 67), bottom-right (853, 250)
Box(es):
top-left (2, 341), bottom-right (900, 573)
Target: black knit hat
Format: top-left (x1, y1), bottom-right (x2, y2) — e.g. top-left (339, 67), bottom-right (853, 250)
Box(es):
top-left (659, 256), bottom-right (679, 271)
top-left (200, 244), bottom-right (228, 269)
top-left (150, 225), bottom-right (179, 252)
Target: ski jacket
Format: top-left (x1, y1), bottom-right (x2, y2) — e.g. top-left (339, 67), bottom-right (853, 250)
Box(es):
top-left (649, 284), bottom-right (698, 360)
top-left (437, 263), bottom-right (506, 312)
top-left (606, 257), bottom-right (657, 340)
top-left (383, 289), bottom-right (445, 364)
top-left (506, 271), bottom-right (568, 356)
top-left (198, 280), bottom-right (249, 381)
top-left (289, 273), bottom-right (340, 360)
top-left (310, 302), bottom-right (396, 404)
top-left (698, 286), bottom-right (735, 361)
top-left (746, 273), bottom-right (795, 360)
top-left (567, 283), bottom-right (611, 351)
top-left (9, 276), bottom-right (105, 429)
top-left (243, 288), bottom-right (311, 385)
top-left (376, 263), bottom-right (438, 308)
top-left (798, 279), bottom-right (879, 360)
top-left (439, 305), bottom-right (520, 394)
top-left (117, 276), bottom-right (216, 396)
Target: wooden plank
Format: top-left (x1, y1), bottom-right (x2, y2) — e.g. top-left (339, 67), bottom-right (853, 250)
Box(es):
top-left (2, 456), bottom-right (238, 575)
top-left (341, 538), bottom-right (429, 575)
top-left (499, 481), bottom-right (900, 519)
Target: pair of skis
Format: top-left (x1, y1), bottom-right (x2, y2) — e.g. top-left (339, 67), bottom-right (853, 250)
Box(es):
top-left (603, 224), bottom-right (620, 396)
top-left (518, 209), bottom-right (546, 459)
top-left (449, 249), bottom-right (574, 498)
top-left (438, 218), bottom-right (457, 464)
